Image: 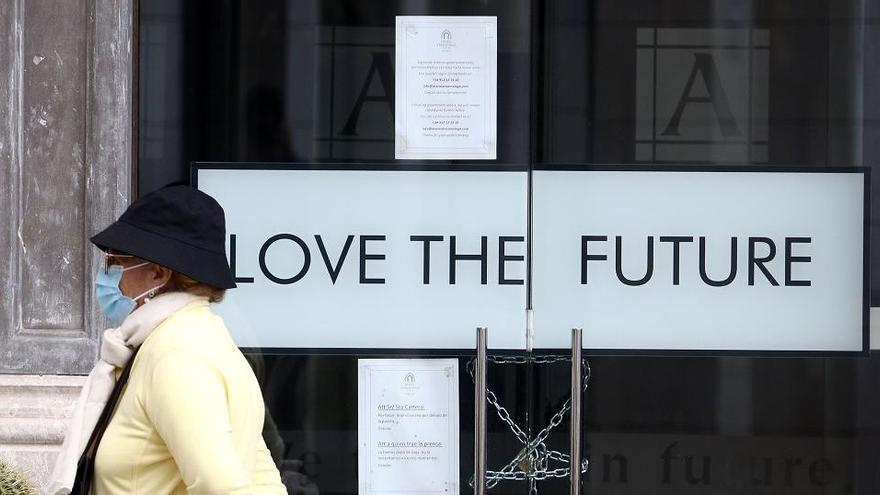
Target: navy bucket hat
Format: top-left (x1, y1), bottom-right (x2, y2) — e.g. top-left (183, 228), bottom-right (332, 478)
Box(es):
top-left (90, 185), bottom-right (237, 289)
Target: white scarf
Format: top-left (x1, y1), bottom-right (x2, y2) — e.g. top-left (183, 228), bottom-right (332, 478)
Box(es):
top-left (48, 292), bottom-right (204, 495)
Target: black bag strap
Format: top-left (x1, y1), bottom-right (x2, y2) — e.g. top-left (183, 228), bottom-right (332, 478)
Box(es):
top-left (71, 346), bottom-right (141, 495)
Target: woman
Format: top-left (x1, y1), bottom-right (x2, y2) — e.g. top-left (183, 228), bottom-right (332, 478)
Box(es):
top-left (49, 185), bottom-right (285, 494)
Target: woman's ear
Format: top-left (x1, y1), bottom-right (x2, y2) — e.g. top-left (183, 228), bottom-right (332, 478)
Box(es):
top-left (153, 264), bottom-right (173, 285)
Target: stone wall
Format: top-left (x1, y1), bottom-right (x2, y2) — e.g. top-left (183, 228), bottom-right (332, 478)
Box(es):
top-left (0, 375), bottom-right (85, 493)
top-left (0, 0), bottom-right (133, 488)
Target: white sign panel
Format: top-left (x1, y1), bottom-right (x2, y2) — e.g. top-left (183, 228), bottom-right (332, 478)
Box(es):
top-left (532, 169), bottom-right (866, 352)
top-left (395, 16), bottom-right (497, 159)
top-left (197, 167), bottom-right (527, 350)
top-left (358, 359), bottom-right (459, 495)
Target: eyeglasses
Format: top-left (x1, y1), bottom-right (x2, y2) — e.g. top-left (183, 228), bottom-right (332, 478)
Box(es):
top-left (101, 251), bottom-right (136, 274)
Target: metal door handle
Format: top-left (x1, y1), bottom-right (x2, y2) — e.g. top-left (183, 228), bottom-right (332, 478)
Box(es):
top-left (570, 328), bottom-right (583, 495)
top-left (475, 327), bottom-right (488, 495)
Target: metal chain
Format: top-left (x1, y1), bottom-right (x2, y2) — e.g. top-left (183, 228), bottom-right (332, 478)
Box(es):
top-left (467, 354), bottom-right (591, 491)
top-left (482, 354), bottom-right (573, 365)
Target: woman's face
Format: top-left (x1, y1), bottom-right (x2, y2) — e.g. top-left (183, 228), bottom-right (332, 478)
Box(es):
top-left (105, 251), bottom-right (173, 306)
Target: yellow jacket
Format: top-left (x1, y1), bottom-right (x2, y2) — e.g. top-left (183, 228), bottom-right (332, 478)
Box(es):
top-left (93, 299), bottom-right (285, 494)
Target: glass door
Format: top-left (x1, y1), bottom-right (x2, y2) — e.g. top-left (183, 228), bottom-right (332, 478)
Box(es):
top-left (140, 1), bottom-right (541, 494)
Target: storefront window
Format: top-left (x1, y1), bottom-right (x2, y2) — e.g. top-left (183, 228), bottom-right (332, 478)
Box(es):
top-left (139, 1), bottom-right (879, 493)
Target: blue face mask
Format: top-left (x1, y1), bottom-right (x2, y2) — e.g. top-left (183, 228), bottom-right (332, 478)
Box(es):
top-left (95, 263), bottom-right (164, 326)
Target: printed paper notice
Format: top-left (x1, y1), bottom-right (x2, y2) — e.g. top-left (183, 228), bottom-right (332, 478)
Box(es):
top-left (395, 16), bottom-right (497, 159)
top-left (358, 359), bottom-right (460, 495)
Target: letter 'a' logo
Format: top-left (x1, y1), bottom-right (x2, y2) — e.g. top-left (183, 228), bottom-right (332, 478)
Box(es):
top-left (635, 28), bottom-right (769, 163)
